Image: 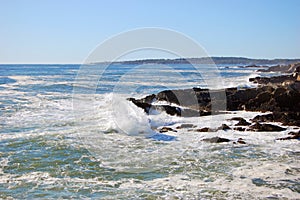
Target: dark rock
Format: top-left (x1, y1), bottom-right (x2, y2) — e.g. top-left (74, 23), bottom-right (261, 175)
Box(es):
top-left (231, 117), bottom-right (251, 126)
top-left (276, 131), bottom-right (300, 140)
top-left (290, 82), bottom-right (300, 92)
top-left (202, 137), bottom-right (231, 143)
top-left (273, 87), bottom-right (287, 98)
top-left (195, 127), bottom-right (211, 132)
top-left (159, 127), bottom-right (177, 133)
top-left (257, 62), bottom-right (300, 73)
top-left (235, 120), bottom-right (251, 126)
top-left (243, 64), bottom-right (268, 68)
top-left (156, 90), bottom-right (180, 105)
top-left (128, 98), bottom-right (152, 113)
top-left (230, 117), bottom-right (245, 121)
top-left (252, 114), bottom-right (274, 122)
top-left (153, 105), bottom-right (181, 116)
top-left (237, 138), bottom-right (246, 144)
top-left (258, 112), bottom-right (300, 126)
top-left (249, 122), bottom-right (286, 132)
top-left (176, 124), bottom-right (196, 129)
top-left (256, 92), bottom-right (272, 103)
top-left (234, 127), bottom-right (246, 131)
top-left (217, 124), bottom-right (231, 130)
top-left (245, 91), bottom-right (273, 112)
top-left (249, 75), bottom-right (295, 85)
top-left (143, 94), bottom-right (156, 103)
top-left (128, 69), bottom-right (300, 128)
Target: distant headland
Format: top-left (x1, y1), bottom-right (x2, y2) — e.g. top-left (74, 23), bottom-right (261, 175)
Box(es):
top-left (92, 57), bottom-right (300, 65)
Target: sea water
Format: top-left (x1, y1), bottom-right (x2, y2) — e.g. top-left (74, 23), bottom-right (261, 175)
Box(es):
top-left (0, 63), bottom-right (299, 199)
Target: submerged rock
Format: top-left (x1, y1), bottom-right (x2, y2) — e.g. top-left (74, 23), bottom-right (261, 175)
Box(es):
top-left (159, 127), bottom-right (177, 133)
top-left (234, 127), bottom-right (246, 131)
top-left (233, 138), bottom-right (247, 144)
top-left (202, 137), bottom-right (231, 143)
top-left (176, 124), bottom-right (196, 129)
top-left (195, 127), bottom-right (211, 132)
top-left (276, 131), bottom-right (300, 140)
top-left (237, 138), bottom-right (246, 144)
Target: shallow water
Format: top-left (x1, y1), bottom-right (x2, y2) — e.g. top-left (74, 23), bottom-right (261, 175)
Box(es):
top-left (0, 64), bottom-right (299, 199)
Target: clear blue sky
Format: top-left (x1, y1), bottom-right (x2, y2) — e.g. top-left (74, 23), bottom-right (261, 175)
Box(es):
top-left (1, 0), bottom-right (299, 63)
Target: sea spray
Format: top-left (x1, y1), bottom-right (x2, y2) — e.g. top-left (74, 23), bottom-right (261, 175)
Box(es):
top-left (111, 95), bottom-right (154, 136)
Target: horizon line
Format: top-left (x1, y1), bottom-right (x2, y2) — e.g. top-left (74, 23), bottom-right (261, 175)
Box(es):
top-left (1, 56), bottom-right (300, 65)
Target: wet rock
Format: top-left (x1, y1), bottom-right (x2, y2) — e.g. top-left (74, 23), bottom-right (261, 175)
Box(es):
top-left (256, 92), bottom-right (272, 103)
top-left (128, 98), bottom-right (152, 113)
top-left (252, 112), bottom-right (300, 127)
top-left (217, 124), bottom-right (231, 130)
top-left (195, 127), bottom-right (211, 132)
top-left (202, 137), bottom-right (231, 143)
top-left (249, 75), bottom-right (295, 85)
top-left (290, 82), bottom-right (300, 92)
top-left (276, 131), bottom-right (300, 140)
top-left (249, 122), bottom-right (286, 132)
top-left (153, 105), bottom-right (181, 116)
top-left (234, 138), bottom-right (247, 144)
top-left (159, 127), bottom-right (177, 133)
top-left (237, 138), bottom-right (246, 144)
top-left (230, 117), bottom-right (245, 121)
top-left (176, 124), bottom-right (196, 129)
top-left (252, 113), bottom-right (274, 122)
top-left (143, 94), bottom-right (156, 103)
top-left (231, 117), bottom-right (251, 126)
top-left (128, 69), bottom-right (300, 128)
top-left (273, 87), bottom-right (287, 98)
top-left (243, 64), bottom-right (268, 68)
top-left (235, 119), bottom-right (251, 126)
top-left (234, 127), bottom-right (246, 131)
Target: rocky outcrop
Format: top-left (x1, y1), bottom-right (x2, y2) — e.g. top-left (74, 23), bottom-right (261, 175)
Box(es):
top-left (252, 112), bottom-right (300, 126)
top-left (248, 122), bottom-right (286, 132)
top-left (128, 63), bottom-right (300, 128)
top-left (249, 74), bottom-right (296, 85)
top-left (128, 84), bottom-right (300, 126)
top-left (258, 62), bottom-right (300, 73)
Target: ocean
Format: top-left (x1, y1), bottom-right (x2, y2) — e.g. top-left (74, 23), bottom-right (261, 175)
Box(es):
top-left (0, 63), bottom-right (299, 199)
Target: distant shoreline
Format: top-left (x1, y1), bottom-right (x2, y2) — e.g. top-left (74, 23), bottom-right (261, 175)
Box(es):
top-left (91, 57), bottom-right (300, 65)
top-left (2, 57), bottom-right (300, 66)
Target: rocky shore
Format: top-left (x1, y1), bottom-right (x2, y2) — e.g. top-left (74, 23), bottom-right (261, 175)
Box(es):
top-left (128, 63), bottom-right (300, 141)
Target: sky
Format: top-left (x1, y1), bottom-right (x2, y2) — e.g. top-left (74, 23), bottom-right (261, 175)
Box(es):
top-left (0, 0), bottom-right (299, 64)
